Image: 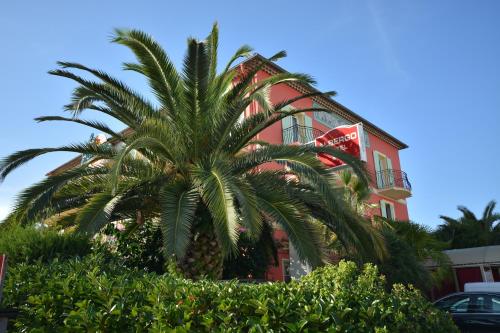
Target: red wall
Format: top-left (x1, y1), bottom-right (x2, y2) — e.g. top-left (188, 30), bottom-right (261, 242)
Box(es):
top-left (456, 267), bottom-right (483, 291)
top-left (265, 230), bottom-right (290, 281)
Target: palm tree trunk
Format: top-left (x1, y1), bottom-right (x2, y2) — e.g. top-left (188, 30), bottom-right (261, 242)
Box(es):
top-left (180, 225), bottom-right (223, 280)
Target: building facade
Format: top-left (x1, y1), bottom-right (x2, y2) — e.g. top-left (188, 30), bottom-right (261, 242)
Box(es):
top-left (237, 55), bottom-right (412, 281)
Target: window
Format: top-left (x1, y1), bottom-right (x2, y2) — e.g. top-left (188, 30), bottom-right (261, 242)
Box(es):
top-left (282, 110), bottom-right (313, 144)
top-left (475, 295), bottom-right (500, 313)
top-left (380, 200), bottom-right (395, 220)
top-left (469, 296), bottom-right (486, 313)
top-left (282, 259), bottom-right (291, 282)
top-left (373, 151), bottom-right (394, 188)
top-left (363, 129), bottom-right (370, 148)
top-left (450, 297), bottom-right (471, 313)
top-left (435, 295), bottom-right (471, 313)
top-left (435, 294), bottom-right (500, 314)
top-left (385, 204), bottom-right (393, 220)
top-left (492, 296), bottom-right (500, 313)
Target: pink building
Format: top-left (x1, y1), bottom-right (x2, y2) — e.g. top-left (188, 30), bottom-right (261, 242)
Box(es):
top-left (238, 55), bottom-right (412, 280)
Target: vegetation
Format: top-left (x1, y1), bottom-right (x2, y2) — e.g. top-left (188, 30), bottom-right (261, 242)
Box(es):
top-left (97, 221), bottom-right (279, 278)
top-left (1, 257), bottom-right (457, 332)
top-left (378, 228), bottom-right (433, 291)
top-left (222, 223), bottom-right (278, 280)
top-left (390, 220), bottom-right (451, 285)
top-left (0, 24), bottom-right (384, 279)
top-left (99, 221), bottom-right (166, 273)
top-left (319, 170), bottom-right (387, 263)
top-left (434, 200), bottom-right (500, 249)
top-left (0, 225), bottom-right (91, 266)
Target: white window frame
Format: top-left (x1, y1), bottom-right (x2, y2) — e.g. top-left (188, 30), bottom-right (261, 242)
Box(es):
top-left (373, 151), bottom-right (394, 188)
top-left (380, 199), bottom-right (396, 220)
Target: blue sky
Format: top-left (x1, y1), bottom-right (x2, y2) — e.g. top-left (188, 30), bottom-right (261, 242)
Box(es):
top-left (0, 0), bottom-right (499, 227)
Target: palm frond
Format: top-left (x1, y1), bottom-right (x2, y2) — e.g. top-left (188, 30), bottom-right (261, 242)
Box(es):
top-left (255, 187), bottom-right (325, 268)
top-left (206, 22), bottom-right (219, 81)
top-left (0, 143), bottom-right (113, 181)
top-left (159, 180), bottom-right (199, 260)
top-left (193, 162), bottom-right (239, 256)
top-left (112, 29), bottom-right (182, 114)
top-left (75, 192), bottom-right (123, 235)
top-left (35, 116), bottom-right (123, 140)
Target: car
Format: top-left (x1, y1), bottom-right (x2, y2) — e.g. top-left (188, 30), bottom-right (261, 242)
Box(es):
top-left (434, 292), bottom-right (500, 333)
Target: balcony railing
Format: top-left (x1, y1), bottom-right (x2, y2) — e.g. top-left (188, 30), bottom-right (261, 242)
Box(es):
top-left (282, 125), bottom-right (324, 144)
top-left (373, 169), bottom-right (412, 199)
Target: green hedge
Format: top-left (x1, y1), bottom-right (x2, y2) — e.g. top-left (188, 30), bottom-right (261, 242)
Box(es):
top-left (1, 256), bottom-right (457, 332)
top-left (0, 225), bottom-right (92, 266)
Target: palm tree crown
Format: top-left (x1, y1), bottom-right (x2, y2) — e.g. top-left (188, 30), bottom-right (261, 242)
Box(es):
top-left (0, 24), bottom-right (381, 278)
top-left (435, 200), bottom-right (500, 249)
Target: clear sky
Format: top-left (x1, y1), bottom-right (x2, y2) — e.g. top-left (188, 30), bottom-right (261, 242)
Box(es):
top-left (1, 1), bottom-right (499, 228)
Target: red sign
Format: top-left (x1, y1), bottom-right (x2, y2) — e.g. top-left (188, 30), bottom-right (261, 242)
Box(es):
top-left (315, 123), bottom-right (367, 168)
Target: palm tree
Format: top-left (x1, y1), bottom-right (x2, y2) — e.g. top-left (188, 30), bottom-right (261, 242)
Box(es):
top-left (388, 220), bottom-right (451, 287)
top-left (0, 24), bottom-right (380, 279)
top-left (338, 170), bottom-right (378, 217)
top-left (317, 170), bottom-right (386, 263)
top-left (435, 200), bottom-right (500, 249)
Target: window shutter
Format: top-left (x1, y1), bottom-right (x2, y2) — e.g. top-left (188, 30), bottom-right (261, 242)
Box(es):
top-left (304, 114), bottom-right (313, 143)
top-left (386, 157), bottom-right (394, 186)
top-left (282, 116), bottom-right (293, 144)
top-left (373, 151), bottom-right (383, 188)
top-left (380, 200), bottom-right (387, 218)
top-left (363, 129), bottom-right (370, 147)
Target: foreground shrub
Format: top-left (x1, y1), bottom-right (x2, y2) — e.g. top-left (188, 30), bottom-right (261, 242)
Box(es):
top-left (0, 225), bottom-right (91, 265)
top-left (1, 257), bottom-right (457, 332)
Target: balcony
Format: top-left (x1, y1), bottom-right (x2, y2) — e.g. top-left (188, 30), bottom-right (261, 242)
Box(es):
top-left (372, 169), bottom-right (412, 200)
top-left (282, 125), bottom-right (324, 144)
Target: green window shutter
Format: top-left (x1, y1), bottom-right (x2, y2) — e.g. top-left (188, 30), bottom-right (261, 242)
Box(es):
top-left (282, 116), bottom-right (293, 144)
top-left (304, 114), bottom-right (313, 143)
top-left (386, 157), bottom-right (394, 186)
top-left (373, 151), bottom-right (382, 188)
top-left (363, 129), bottom-right (370, 148)
top-left (380, 200), bottom-right (387, 218)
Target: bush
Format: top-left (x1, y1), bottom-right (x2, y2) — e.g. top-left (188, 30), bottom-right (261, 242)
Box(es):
top-left (99, 222), bottom-right (166, 273)
top-left (0, 225), bottom-right (92, 266)
top-left (1, 257), bottom-right (457, 332)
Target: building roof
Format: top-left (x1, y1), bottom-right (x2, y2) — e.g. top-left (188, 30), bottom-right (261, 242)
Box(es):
top-left (444, 246), bottom-right (500, 267)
